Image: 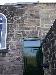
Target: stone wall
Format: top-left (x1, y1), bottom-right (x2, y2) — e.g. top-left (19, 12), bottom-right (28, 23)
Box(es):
top-left (0, 3), bottom-right (56, 75)
top-left (0, 5), bottom-right (24, 75)
top-left (42, 19), bottom-right (56, 75)
top-left (18, 3), bottom-right (56, 39)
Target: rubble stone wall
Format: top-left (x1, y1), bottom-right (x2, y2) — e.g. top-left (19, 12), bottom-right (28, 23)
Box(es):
top-left (0, 5), bottom-right (24, 75)
top-left (42, 19), bottom-right (56, 75)
top-left (0, 3), bottom-right (56, 75)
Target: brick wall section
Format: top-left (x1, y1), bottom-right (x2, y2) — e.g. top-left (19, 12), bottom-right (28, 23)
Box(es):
top-left (42, 19), bottom-right (56, 75)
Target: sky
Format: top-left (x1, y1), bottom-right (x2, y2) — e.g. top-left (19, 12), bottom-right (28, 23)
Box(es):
top-left (0, 0), bottom-right (56, 5)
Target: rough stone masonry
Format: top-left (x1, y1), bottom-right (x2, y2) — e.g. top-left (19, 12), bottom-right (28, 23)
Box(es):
top-left (42, 19), bottom-right (56, 75)
top-left (0, 2), bottom-right (56, 75)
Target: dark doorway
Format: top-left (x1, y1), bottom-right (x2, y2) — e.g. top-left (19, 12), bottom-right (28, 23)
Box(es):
top-left (23, 38), bottom-right (44, 75)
